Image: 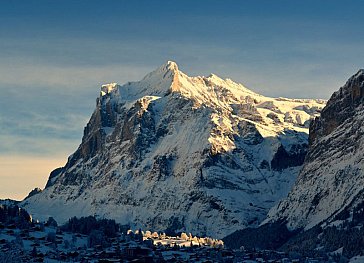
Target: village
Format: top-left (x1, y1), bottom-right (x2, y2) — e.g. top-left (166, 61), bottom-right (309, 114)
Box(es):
top-left (0, 204), bottom-right (335, 262)
top-left (0, 219), bottom-right (330, 263)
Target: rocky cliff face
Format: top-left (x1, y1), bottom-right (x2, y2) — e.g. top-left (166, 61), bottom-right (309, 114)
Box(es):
top-left (22, 61), bottom-right (325, 238)
top-left (309, 69), bottom-right (364, 146)
top-left (265, 69), bottom-right (364, 230)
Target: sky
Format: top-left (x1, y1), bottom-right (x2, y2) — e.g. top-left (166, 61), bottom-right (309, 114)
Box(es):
top-left (1, 0), bottom-right (364, 200)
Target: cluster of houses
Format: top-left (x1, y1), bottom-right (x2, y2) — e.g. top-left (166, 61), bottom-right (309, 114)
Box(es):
top-left (0, 219), bottom-right (332, 262)
top-left (0, 219), bottom-right (229, 262)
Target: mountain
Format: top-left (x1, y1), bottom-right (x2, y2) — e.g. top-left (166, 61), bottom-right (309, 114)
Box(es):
top-left (264, 69), bottom-right (364, 231)
top-left (21, 61), bottom-right (325, 238)
top-left (223, 70), bottom-right (364, 259)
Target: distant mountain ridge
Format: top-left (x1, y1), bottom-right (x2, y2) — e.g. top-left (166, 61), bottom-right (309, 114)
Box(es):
top-left (22, 61), bottom-right (325, 238)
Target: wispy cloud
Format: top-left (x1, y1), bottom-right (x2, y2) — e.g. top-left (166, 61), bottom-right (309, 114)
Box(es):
top-left (0, 133), bottom-right (79, 157)
top-left (0, 61), bottom-right (150, 89)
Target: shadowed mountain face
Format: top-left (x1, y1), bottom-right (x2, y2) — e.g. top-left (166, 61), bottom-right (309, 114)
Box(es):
top-left (266, 69), bottom-right (364, 230)
top-left (22, 61), bottom-right (325, 238)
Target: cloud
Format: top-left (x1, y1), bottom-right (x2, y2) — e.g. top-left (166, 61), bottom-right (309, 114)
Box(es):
top-left (0, 61), bottom-right (151, 89)
top-left (1, 32), bottom-right (362, 100)
top-left (0, 133), bottom-right (79, 157)
top-left (0, 82), bottom-right (90, 157)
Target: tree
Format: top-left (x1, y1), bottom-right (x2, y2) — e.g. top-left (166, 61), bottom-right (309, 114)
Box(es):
top-left (14, 234), bottom-right (24, 248)
top-left (31, 246), bottom-right (38, 257)
top-left (47, 232), bottom-right (56, 243)
top-left (46, 217), bottom-right (58, 228)
top-left (71, 234), bottom-right (77, 248)
top-left (87, 230), bottom-right (107, 248)
top-left (64, 240), bottom-right (70, 250)
top-left (180, 233), bottom-right (188, 241)
top-left (152, 232), bottom-right (159, 239)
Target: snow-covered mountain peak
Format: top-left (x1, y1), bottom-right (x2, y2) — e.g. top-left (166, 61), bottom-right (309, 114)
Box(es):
top-left (101, 82), bottom-right (119, 96)
top-left (108, 62), bottom-right (267, 111)
top-left (142, 60), bottom-right (179, 81)
top-left (354, 68), bottom-right (364, 78)
top-left (110, 61), bottom-right (180, 101)
top-left (165, 60), bottom-right (179, 71)
top-left (22, 62), bottom-right (326, 238)
top-left (206, 73), bottom-right (222, 80)
top-left (345, 68), bottom-right (364, 88)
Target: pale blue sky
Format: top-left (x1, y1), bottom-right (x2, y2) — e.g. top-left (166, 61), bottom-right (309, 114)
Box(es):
top-left (1, 0), bottom-right (363, 199)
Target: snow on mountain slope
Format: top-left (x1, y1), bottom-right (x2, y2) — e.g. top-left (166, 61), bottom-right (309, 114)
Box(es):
top-left (265, 69), bottom-right (364, 230)
top-left (21, 61), bottom-right (325, 238)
